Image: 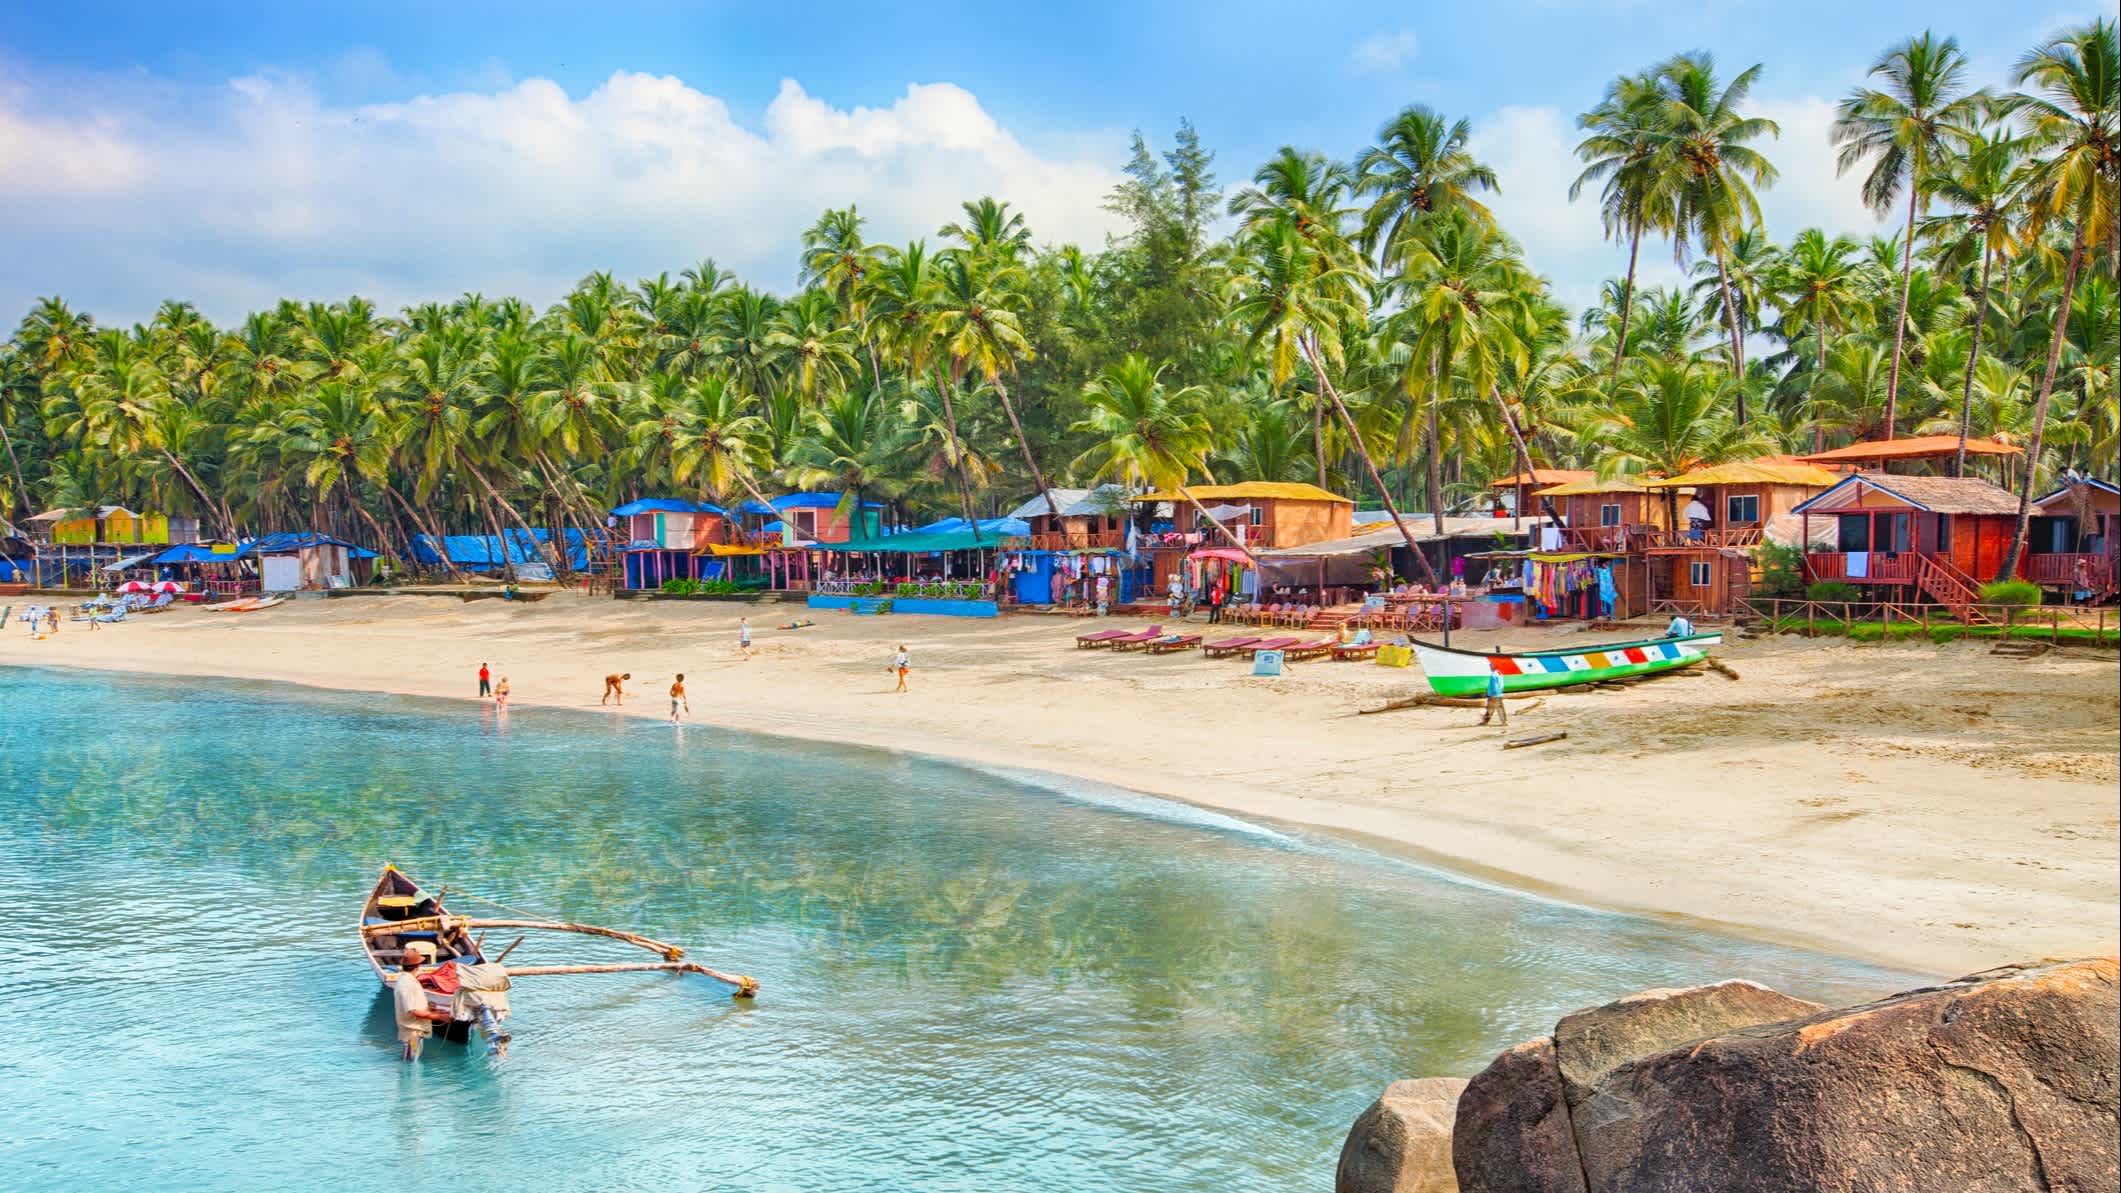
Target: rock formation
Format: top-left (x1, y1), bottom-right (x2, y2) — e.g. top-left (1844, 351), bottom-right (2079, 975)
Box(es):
top-left (1336, 1077), bottom-right (1469, 1193)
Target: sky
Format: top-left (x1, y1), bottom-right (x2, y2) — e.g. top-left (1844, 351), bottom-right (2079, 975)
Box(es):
top-left (1, 0), bottom-right (2107, 326)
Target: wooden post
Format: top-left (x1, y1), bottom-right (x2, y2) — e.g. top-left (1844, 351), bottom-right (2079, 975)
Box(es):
top-left (1807, 600), bottom-right (1815, 638)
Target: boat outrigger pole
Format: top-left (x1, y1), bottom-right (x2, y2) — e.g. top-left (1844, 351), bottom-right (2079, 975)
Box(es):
top-left (363, 914), bottom-right (759, 998)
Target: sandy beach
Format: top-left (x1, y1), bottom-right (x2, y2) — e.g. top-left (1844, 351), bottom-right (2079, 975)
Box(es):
top-left (7, 592), bottom-right (2115, 975)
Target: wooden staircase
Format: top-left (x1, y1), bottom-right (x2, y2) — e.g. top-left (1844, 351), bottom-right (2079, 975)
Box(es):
top-left (1304, 605), bottom-right (1363, 631)
top-left (1916, 555), bottom-right (1990, 624)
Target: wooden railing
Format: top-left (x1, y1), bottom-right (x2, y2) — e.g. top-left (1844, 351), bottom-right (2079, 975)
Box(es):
top-left (1804, 551), bottom-right (1920, 583)
top-left (1643, 527), bottom-right (1763, 550)
top-left (1030, 531), bottom-right (1125, 551)
top-left (1736, 597), bottom-right (2116, 646)
top-left (1558, 525), bottom-right (1641, 552)
top-left (2024, 552), bottom-right (2120, 588)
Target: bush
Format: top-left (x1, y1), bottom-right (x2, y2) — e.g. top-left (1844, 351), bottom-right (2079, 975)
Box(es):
top-left (1755, 543), bottom-right (1806, 598)
top-left (1805, 580), bottom-right (1862, 603)
top-left (1978, 579), bottom-right (2042, 606)
top-left (660, 578), bottom-right (700, 595)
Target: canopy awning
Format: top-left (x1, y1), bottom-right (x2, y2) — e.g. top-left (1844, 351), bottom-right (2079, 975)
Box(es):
top-left (817, 529), bottom-right (1026, 553)
top-left (102, 551), bottom-right (161, 572)
top-left (1186, 547), bottom-right (1254, 564)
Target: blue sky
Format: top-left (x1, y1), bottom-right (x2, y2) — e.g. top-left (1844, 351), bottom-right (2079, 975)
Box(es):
top-left (1, 0), bottom-right (2106, 324)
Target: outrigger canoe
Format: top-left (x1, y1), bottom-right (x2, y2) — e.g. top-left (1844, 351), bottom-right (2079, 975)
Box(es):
top-left (359, 865), bottom-right (758, 1054)
top-left (1411, 630), bottom-right (1724, 697)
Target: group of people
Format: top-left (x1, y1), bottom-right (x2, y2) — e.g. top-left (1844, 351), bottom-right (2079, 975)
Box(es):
top-left (597, 670), bottom-right (689, 722)
top-left (476, 662), bottom-right (510, 708)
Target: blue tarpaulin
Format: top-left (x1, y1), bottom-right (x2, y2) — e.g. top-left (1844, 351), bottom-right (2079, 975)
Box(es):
top-left (412, 529), bottom-right (590, 570)
top-left (239, 532), bottom-right (378, 559)
top-left (735, 493), bottom-right (883, 515)
top-left (914, 516), bottom-right (1031, 536)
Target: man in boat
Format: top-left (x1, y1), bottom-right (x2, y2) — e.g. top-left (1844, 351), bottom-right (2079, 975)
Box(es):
top-left (393, 940), bottom-right (453, 1062)
top-left (1479, 661), bottom-right (1508, 728)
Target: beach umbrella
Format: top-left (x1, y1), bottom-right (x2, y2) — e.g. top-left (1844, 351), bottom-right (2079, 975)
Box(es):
top-left (120, 580), bottom-right (149, 593)
top-left (154, 580), bottom-right (182, 593)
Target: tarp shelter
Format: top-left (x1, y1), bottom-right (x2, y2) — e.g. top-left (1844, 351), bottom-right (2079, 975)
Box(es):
top-left (412, 529), bottom-right (590, 572)
top-left (147, 542), bottom-right (243, 565)
top-left (819, 528), bottom-right (1024, 554)
top-left (238, 532), bottom-right (378, 590)
top-left (914, 516), bottom-right (1032, 537)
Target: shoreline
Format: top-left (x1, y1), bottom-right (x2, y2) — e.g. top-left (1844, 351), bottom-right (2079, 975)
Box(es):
top-left (7, 592), bottom-right (2115, 975)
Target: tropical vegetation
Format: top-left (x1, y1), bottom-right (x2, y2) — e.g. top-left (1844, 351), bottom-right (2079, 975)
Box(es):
top-left (3, 20), bottom-right (2113, 582)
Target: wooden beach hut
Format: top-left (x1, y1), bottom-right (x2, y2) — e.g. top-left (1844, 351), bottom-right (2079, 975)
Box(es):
top-left (1128, 482), bottom-right (1355, 598)
top-left (2027, 477), bottom-right (2119, 600)
top-left (1794, 472), bottom-right (2023, 614)
top-left (1638, 461), bottom-right (1840, 615)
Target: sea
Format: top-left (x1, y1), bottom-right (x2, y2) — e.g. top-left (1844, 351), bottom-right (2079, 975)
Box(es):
top-left (0, 666), bottom-right (1913, 1191)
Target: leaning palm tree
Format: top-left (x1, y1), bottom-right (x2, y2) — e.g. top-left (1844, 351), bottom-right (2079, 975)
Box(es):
top-left (1998, 17), bottom-right (2120, 580)
top-left (1573, 71), bottom-right (1675, 391)
top-left (1920, 129), bottom-right (2030, 474)
top-left (1354, 105), bottom-right (1500, 267)
top-left (1650, 52), bottom-right (1780, 408)
top-left (1832, 31), bottom-right (1983, 438)
top-left (1069, 353), bottom-right (1248, 553)
top-left (929, 249), bottom-right (1059, 521)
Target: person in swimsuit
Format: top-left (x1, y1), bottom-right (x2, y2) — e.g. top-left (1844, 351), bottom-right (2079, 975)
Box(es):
top-left (493, 677), bottom-right (510, 709)
top-left (669, 674), bottom-right (689, 723)
top-left (601, 672), bottom-right (630, 705)
top-left (892, 646), bottom-right (909, 693)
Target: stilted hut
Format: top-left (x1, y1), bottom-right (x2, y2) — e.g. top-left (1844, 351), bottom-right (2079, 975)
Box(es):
top-left (2027, 477), bottom-right (2119, 601)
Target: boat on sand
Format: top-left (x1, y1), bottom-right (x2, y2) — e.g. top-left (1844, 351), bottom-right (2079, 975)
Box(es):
top-left (1411, 630), bottom-right (1724, 697)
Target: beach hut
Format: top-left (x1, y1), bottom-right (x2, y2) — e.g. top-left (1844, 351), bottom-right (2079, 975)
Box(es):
top-left (1794, 434), bottom-right (2020, 479)
top-left (611, 499), bottom-right (737, 590)
top-left (1638, 461), bottom-right (1841, 615)
top-left (22, 505), bottom-right (192, 587)
top-left (1000, 488), bottom-right (1147, 607)
top-left (1123, 482), bottom-right (1355, 594)
top-left (2026, 477), bottom-right (2119, 600)
top-left (1490, 469), bottom-right (1593, 521)
top-left (1533, 476), bottom-right (1678, 553)
top-left (241, 532), bottom-right (378, 591)
top-left (736, 493), bottom-right (884, 545)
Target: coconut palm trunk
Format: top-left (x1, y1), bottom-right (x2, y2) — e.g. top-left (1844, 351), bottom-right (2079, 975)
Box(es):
top-left (0, 419), bottom-right (31, 523)
top-left (457, 450), bottom-right (552, 578)
top-left (930, 365), bottom-right (983, 542)
top-left (1998, 225), bottom-right (2089, 581)
top-left (986, 369), bottom-right (1061, 522)
top-left (1607, 226), bottom-right (1642, 390)
top-left (1488, 386), bottom-right (1561, 524)
top-left (380, 478), bottom-right (463, 581)
top-left (1954, 245), bottom-right (1995, 477)
top-left (1178, 487), bottom-right (1254, 559)
top-left (160, 448), bottom-right (236, 541)
top-left (1714, 252), bottom-right (1747, 421)
top-left (1422, 369), bottom-right (1447, 537)
top-left (1300, 334), bottom-right (1441, 585)
top-left (341, 475), bottom-right (407, 566)
top-left (1882, 191), bottom-right (1920, 440)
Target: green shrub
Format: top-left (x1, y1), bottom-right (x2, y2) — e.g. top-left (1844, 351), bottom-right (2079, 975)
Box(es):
top-left (660, 578), bottom-right (700, 595)
top-left (1805, 580), bottom-right (1862, 603)
top-left (1755, 543), bottom-right (1806, 598)
top-left (1978, 579), bottom-right (2041, 606)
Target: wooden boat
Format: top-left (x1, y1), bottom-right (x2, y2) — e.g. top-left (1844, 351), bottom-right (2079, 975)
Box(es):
top-left (359, 865), bottom-right (758, 1051)
top-left (1411, 630), bottom-right (1724, 697)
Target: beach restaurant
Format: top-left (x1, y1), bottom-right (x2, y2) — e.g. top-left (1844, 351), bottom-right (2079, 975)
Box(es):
top-left (806, 520), bottom-right (1027, 616)
top-left (610, 498), bottom-right (769, 591)
top-left (1000, 487), bottom-right (1148, 608)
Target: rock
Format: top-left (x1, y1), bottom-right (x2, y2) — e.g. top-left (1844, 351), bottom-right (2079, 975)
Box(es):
top-left (1571, 957), bottom-right (2120, 1192)
top-left (1336, 1077), bottom-right (1469, 1193)
top-left (1451, 1037), bottom-right (1586, 1193)
top-left (1551, 979), bottom-right (1828, 1109)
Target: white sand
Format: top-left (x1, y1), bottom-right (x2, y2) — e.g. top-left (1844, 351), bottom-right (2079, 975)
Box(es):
top-left (9, 592), bottom-right (2116, 975)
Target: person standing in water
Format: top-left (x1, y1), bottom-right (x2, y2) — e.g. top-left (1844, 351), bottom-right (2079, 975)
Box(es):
top-left (669, 674), bottom-right (689, 723)
top-left (477, 662), bottom-right (491, 699)
top-left (892, 645), bottom-right (910, 693)
top-left (393, 941), bottom-right (452, 1062)
top-left (493, 677), bottom-right (510, 710)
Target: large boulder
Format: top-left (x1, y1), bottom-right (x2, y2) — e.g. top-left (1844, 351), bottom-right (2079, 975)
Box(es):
top-left (1573, 958), bottom-right (2120, 1192)
top-left (1336, 1077), bottom-right (1470, 1193)
top-left (1446, 957), bottom-right (2119, 1193)
top-left (1451, 1037), bottom-right (1586, 1193)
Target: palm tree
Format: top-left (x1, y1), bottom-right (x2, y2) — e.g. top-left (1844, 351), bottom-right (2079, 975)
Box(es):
top-left (1773, 229), bottom-right (1866, 449)
top-left (930, 250), bottom-right (1058, 521)
top-left (1069, 353), bottom-right (1248, 552)
top-left (1575, 356), bottom-right (1772, 528)
top-left (1651, 52), bottom-right (1780, 410)
top-left (1999, 17), bottom-right (2120, 580)
top-left (941, 197), bottom-right (1032, 263)
top-left (1920, 130), bottom-right (2029, 473)
top-left (1217, 400), bottom-right (1313, 484)
top-left (1832, 32), bottom-right (1982, 438)
top-left (782, 388), bottom-right (918, 532)
top-left (1354, 105), bottom-right (1500, 266)
top-left (0, 347), bottom-right (38, 520)
top-left (1572, 71), bottom-right (1672, 390)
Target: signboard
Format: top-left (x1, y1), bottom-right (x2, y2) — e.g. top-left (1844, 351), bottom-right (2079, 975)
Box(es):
top-left (1251, 649), bottom-right (1284, 677)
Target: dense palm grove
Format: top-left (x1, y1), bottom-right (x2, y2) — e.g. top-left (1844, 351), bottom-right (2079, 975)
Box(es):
top-left (3, 21), bottom-right (2113, 579)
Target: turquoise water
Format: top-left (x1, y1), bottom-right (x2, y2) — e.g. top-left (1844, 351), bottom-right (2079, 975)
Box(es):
top-left (0, 667), bottom-right (1909, 1191)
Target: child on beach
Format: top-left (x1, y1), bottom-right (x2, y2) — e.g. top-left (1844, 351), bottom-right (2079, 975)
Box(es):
top-left (1478, 663), bottom-right (1506, 728)
top-left (478, 662), bottom-right (491, 698)
top-left (739, 617), bottom-right (753, 658)
top-left (494, 677), bottom-right (510, 710)
top-left (602, 673), bottom-right (630, 705)
top-left (892, 645), bottom-right (909, 693)
top-left (669, 674), bottom-right (689, 723)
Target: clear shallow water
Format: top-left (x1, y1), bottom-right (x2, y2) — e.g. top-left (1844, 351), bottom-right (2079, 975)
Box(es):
top-left (0, 667), bottom-right (1912, 1192)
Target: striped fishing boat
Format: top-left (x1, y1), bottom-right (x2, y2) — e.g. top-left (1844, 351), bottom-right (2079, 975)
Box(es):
top-left (1410, 631), bottom-right (1724, 697)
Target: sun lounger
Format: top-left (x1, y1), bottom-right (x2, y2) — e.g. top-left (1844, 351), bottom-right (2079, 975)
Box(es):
top-left (1106, 625), bottom-right (1167, 651)
top-left (1332, 641), bottom-right (1382, 661)
top-left (1235, 636), bottom-right (1300, 658)
top-left (1202, 635), bottom-right (1262, 658)
top-left (1279, 638), bottom-right (1337, 661)
top-left (1145, 634), bottom-right (1201, 654)
top-left (1075, 628), bottom-right (1133, 648)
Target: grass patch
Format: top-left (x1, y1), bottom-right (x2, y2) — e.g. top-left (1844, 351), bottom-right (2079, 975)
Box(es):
top-left (1762, 616), bottom-right (2117, 647)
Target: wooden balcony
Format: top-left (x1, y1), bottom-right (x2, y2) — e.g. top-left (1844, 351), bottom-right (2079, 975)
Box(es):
top-left (1804, 551), bottom-right (1921, 583)
top-left (1031, 530), bottom-right (1125, 551)
top-left (1558, 525), bottom-right (1642, 552)
top-left (1644, 527), bottom-right (1764, 551)
top-left (2025, 552), bottom-right (2120, 588)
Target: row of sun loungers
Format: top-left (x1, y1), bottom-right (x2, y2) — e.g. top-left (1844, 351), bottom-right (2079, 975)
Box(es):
top-left (1078, 625), bottom-right (1379, 661)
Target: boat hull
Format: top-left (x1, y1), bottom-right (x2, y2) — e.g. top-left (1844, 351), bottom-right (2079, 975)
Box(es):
top-left (1412, 632), bottom-right (1724, 697)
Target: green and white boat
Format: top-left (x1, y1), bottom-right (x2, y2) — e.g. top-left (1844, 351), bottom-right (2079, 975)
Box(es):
top-left (1411, 631), bottom-right (1724, 697)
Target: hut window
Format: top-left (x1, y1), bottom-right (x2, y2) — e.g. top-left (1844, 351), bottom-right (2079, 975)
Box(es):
top-left (1689, 561), bottom-right (1712, 587)
top-left (1837, 514), bottom-right (1870, 552)
top-left (1725, 494), bottom-right (1760, 525)
top-left (1249, 507), bottom-right (1264, 525)
top-left (1933, 515), bottom-right (1951, 552)
top-left (1599, 503), bottom-right (1622, 526)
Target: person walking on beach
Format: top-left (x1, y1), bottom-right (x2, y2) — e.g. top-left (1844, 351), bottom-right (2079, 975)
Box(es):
top-left (892, 645), bottom-right (910, 693)
top-left (669, 674), bottom-right (689, 723)
top-left (478, 662), bottom-right (491, 698)
top-left (393, 941), bottom-right (452, 1062)
top-left (738, 617), bottom-right (753, 658)
top-left (493, 677), bottom-right (510, 710)
top-left (1478, 662), bottom-right (1508, 728)
top-left (601, 672), bottom-right (630, 705)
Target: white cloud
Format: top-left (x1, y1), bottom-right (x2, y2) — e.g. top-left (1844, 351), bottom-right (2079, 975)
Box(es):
top-left (1351, 32), bottom-right (1420, 74)
top-left (0, 66), bottom-right (1127, 323)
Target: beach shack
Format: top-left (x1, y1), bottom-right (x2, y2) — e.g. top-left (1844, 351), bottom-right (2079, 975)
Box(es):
top-left (244, 532), bottom-right (377, 591)
top-left (1125, 482), bottom-right (1354, 590)
top-left (738, 493), bottom-right (884, 546)
top-left (2027, 477), bottom-right (2119, 600)
top-left (998, 487), bottom-right (1147, 607)
top-left (1638, 461), bottom-right (1840, 615)
top-left (612, 498), bottom-right (739, 590)
top-left (1795, 472), bottom-right (2072, 613)
top-left (1533, 476), bottom-right (1678, 554)
top-left (1794, 434), bottom-right (2022, 482)
top-left (23, 506), bottom-right (198, 587)
top-left (1490, 469), bottom-right (1592, 520)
